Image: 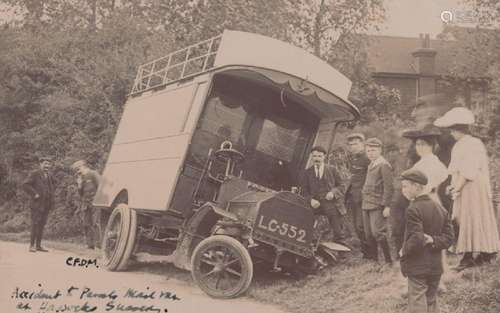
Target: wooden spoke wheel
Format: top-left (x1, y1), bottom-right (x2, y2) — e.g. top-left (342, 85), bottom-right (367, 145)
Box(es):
top-left (191, 235), bottom-right (253, 299)
top-left (101, 203), bottom-right (137, 271)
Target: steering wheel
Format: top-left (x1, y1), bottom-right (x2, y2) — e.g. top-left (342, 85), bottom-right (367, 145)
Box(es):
top-left (214, 141), bottom-right (245, 164)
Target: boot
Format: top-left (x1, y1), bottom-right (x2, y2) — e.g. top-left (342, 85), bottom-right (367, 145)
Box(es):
top-left (366, 240), bottom-right (378, 262)
top-left (453, 252), bottom-right (474, 272)
top-left (380, 238), bottom-right (393, 265)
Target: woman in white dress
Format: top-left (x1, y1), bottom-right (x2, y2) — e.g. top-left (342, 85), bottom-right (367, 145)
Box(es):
top-left (435, 107), bottom-right (500, 270)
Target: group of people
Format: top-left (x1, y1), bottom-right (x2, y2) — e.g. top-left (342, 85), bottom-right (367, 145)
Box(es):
top-left (301, 107), bottom-right (500, 313)
top-left (22, 159), bottom-right (101, 252)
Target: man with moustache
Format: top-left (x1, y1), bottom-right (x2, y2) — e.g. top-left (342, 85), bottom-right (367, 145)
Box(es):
top-left (23, 156), bottom-right (56, 252)
top-left (301, 146), bottom-right (347, 245)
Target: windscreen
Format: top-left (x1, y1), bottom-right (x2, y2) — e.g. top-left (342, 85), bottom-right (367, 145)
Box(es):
top-left (187, 73), bottom-right (319, 191)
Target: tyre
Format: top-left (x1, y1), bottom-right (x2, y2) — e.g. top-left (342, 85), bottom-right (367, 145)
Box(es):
top-left (101, 203), bottom-right (137, 271)
top-left (191, 235), bottom-right (253, 298)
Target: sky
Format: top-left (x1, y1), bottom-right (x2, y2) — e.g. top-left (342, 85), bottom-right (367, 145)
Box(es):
top-left (376, 0), bottom-right (473, 38)
top-left (0, 0), bottom-right (475, 39)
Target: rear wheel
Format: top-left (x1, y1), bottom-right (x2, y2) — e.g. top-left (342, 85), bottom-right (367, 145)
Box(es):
top-left (101, 203), bottom-right (137, 271)
top-left (191, 235), bottom-right (253, 298)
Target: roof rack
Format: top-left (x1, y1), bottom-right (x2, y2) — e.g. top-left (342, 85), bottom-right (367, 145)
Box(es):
top-left (131, 34), bottom-right (223, 94)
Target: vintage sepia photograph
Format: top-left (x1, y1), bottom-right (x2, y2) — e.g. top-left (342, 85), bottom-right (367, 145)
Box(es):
top-left (0, 0), bottom-right (499, 312)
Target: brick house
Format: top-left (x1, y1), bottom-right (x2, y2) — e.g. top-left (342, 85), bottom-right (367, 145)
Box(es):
top-left (366, 32), bottom-right (490, 123)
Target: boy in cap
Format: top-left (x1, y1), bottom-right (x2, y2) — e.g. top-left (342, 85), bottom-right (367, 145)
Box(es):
top-left (23, 156), bottom-right (55, 252)
top-left (301, 146), bottom-right (347, 245)
top-left (361, 138), bottom-right (394, 264)
top-left (399, 169), bottom-right (454, 313)
top-left (345, 133), bottom-right (370, 258)
top-left (71, 160), bottom-right (101, 249)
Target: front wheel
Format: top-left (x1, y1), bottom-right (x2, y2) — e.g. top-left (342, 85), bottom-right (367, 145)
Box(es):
top-left (191, 235), bottom-right (253, 298)
top-left (101, 203), bottom-right (137, 271)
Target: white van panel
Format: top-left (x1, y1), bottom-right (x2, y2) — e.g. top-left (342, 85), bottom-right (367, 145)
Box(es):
top-left (113, 85), bottom-right (195, 144)
top-left (94, 78), bottom-right (210, 210)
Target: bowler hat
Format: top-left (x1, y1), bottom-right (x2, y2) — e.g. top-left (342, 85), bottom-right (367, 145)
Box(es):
top-left (402, 124), bottom-right (441, 139)
top-left (400, 169), bottom-right (428, 185)
top-left (346, 133), bottom-right (366, 142)
top-left (365, 137), bottom-right (383, 147)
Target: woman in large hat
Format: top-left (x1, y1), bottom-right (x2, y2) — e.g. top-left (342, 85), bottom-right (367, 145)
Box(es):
top-left (401, 125), bottom-right (449, 206)
top-left (434, 107), bottom-right (500, 270)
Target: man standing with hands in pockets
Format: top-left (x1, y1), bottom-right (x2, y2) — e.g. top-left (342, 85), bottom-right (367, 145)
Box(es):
top-left (71, 160), bottom-right (101, 249)
top-left (23, 156), bottom-right (55, 252)
top-left (362, 138), bottom-right (394, 265)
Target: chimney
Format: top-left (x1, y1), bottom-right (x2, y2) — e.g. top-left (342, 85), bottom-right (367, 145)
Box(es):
top-left (412, 34), bottom-right (437, 75)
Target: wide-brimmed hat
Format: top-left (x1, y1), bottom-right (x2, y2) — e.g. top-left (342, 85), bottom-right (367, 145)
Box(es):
top-left (402, 124), bottom-right (441, 139)
top-left (434, 107), bottom-right (475, 128)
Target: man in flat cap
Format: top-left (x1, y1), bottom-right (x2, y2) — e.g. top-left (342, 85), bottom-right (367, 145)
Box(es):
top-left (399, 169), bottom-right (454, 313)
top-left (301, 146), bottom-right (348, 245)
top-left (345, 133), bottom-right (370, 258)
top-left (362, 138), bottom-right (394, 265)
top-left (71, 160), bottom-right (101, 249)
top-left (23, 156), bottom-right (56, 252)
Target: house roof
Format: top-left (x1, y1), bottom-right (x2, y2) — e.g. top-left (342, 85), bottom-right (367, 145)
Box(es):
top-left (366, 35), bottom-right (458, 76)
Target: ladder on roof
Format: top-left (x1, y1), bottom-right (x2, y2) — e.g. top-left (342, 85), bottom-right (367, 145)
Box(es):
top-left (131, 34), bottom-right (223, 94)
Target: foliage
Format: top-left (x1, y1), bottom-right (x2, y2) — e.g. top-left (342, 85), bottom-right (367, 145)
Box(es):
top-left (0, 0), bottom-right (398, 235)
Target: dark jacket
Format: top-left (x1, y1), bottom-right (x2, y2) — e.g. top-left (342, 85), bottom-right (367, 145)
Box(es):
top-left (346, 152), bottom-right (370, 207)
top-left (400, 194), bottom-right (454, 277)
top-left (301, 164), bottom-right (347, 215)
top-left (362, 157), bottom-right (394, 210)
top-left (23, 169), bottom-right (55, 211)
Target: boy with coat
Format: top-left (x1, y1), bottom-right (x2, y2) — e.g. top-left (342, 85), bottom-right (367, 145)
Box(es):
top-left (399, 169), bottom-right (454, 313)
top-left (362, 138), bottom-right (394, 264)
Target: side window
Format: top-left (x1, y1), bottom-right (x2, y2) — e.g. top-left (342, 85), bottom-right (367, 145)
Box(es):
top-left (187, 96), bottom-right (248, 169)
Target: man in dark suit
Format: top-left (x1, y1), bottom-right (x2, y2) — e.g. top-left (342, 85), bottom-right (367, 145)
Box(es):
top-left (345, 133), bottom-right (370, 258)
top-left (399, 169), bottom-right (454, 313)
top-left (301, 146), bottom-right (347, 245)
top-left (23, 156), bottom-right (56, 252)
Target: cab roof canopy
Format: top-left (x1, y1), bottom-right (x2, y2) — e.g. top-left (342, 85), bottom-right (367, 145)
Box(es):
top-left (131, 30), bottom-right (360, 122)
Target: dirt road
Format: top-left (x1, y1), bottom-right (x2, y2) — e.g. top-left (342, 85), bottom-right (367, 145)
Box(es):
top-left (0, 240), bottom-right (287, 313)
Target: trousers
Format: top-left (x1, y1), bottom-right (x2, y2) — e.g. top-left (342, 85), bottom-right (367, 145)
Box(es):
top-left (30, 207), bottom-right (50, 248)
top-left (362, 208), bottom-right (388, 243)
top-left (347, 191), bottom-right (368, 253)
top-left (317, 206), bottom-right (347, 244)
top-left (408, 274), bottom-right (441, 313)
top-left (80, 205), bottom-right (101, 248)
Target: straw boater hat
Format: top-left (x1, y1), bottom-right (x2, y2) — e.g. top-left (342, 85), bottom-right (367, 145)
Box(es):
top-left (433, 107), bottom-right (475, 128)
